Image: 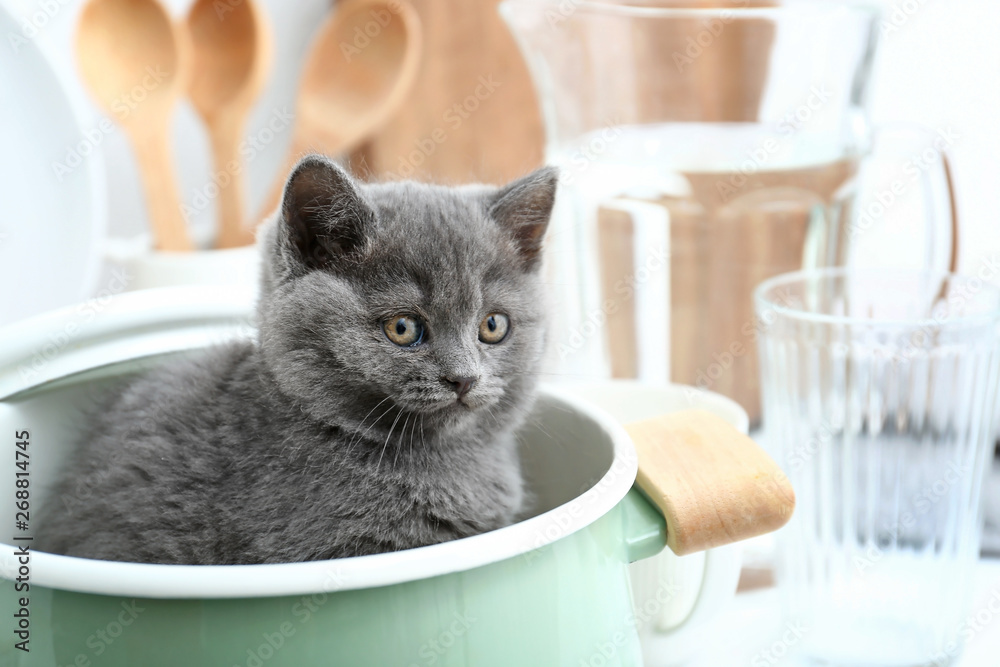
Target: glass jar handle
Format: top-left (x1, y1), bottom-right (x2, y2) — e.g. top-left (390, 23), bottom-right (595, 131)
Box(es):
top-left (839, 123), bottom-right (960, 273)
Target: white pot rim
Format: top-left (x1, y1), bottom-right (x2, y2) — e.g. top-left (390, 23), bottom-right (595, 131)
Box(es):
top-left (3, 388), bottom-right (635, 599)
top-left (0, 288), bottom-right (638, 599)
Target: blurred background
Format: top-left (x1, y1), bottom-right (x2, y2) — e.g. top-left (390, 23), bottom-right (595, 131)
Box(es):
top-left (2, 0), bottom-right (998, 270)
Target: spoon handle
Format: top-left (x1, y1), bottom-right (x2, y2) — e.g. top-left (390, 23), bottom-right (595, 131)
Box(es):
top-left (127, 123), bottom-right (193, 252)
top-left (207, 117), bottom-right (255, 248)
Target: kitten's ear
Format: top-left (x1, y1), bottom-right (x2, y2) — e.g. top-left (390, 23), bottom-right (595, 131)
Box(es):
top-left (279, 155), bottom-right (374, 270)
top-left (487, 167), bottom-right (558, 268)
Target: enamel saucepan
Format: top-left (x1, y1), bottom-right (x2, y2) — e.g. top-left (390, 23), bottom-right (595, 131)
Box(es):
top-left (0, 288), bottom-right (792, 666)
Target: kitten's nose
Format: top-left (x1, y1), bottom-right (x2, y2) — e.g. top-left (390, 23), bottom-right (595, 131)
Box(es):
top-left (443, 376), bottom-right (477, 398)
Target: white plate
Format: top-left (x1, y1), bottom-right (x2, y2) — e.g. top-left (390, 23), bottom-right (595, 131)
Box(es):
top-left (0, 2), bottom-right (105, 326)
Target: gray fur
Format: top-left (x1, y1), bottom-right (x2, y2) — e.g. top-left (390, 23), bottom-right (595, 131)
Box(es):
top-left (37, 157), bottom-right (557, 564)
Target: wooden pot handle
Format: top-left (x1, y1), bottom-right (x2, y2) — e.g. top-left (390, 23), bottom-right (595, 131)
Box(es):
top-left (626, 409), bottom-right (795, 556)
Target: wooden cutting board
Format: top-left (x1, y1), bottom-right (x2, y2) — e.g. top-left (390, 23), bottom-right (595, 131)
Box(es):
top-left (348, 0), bottom-right (544, 184)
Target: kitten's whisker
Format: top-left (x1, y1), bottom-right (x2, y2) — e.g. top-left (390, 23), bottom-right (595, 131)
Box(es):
top-left (353, 396), bottom-right (391, 434)
top-left (507, 371), bottom-right (599, 377)
top-left (419, 414), bottom-right (426, 454)
top-left (344, 397), bottom-right (390, 450)
top-left (351, 403), bottom-right (397, 456)
top-left (409, 412), bottom-right (418, 460)
top-left (530, 418), bottom-right (555, 441)
top-left (377, 407), bottom-right (405, 471)
top-left (393, 412), bottom-right (411, 469)
top-left (343, 397), bottom-right (393, 454)
top-left (485, 405), bottom-right (500, 426)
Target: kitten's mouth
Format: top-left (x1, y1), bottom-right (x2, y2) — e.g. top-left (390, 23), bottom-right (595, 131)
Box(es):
top-left (421, 396), bottom-right (479, 413)
top-left (438, 398), bottom-right (473, 411)
top-left (398, 391), bottom-right (493, 416)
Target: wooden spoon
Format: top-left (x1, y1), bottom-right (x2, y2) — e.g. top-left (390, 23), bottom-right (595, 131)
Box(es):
top-left (76, 0), bottom-right (193, 251)
top-left (349, 0), bottom-right (546, 185)
top-left (185, 0), bottom-right (271, 248)
top-left (256, 0), bottom-right (422, 220)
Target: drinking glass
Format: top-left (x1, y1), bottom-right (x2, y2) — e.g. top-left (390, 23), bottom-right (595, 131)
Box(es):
top-left (756, 268), bottom-right (1000, 666)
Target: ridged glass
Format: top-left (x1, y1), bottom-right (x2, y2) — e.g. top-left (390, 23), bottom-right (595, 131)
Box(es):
top-left (756, 269), bottom-right (1000, 666)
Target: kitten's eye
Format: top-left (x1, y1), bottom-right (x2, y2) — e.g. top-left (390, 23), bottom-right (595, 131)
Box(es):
top-left (383, 315), bottom-right (424, 347)
top-left (478, 313), bottom-right (510, 344)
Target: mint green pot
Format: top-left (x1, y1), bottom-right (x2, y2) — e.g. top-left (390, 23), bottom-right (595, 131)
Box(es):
top-left (0, 289), bottom-right (679, 667)
top-left (1, 492), bottom-right (662, 667)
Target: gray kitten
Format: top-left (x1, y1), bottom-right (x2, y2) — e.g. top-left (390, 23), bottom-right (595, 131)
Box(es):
top-left (37, 156), bottom-right (557, 564)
